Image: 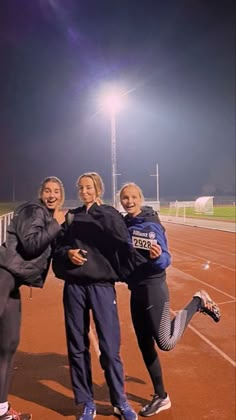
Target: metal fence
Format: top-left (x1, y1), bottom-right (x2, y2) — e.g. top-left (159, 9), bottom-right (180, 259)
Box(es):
top-left (0, 212), bottom-right (14, 245)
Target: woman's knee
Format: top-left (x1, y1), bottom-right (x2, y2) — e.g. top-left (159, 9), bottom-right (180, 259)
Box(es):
top-left (99, 349), bottom-right (120, 370)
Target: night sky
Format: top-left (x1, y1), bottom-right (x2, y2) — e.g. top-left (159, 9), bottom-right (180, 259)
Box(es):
top-left (0, 0), bottom-right (235, 202)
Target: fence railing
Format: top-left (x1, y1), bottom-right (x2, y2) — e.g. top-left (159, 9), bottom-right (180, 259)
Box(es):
top-left (0, 212), bottom-right (14, 245)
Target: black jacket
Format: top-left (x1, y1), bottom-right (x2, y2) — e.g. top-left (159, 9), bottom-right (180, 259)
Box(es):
top-left (52, 203), bottom-right (144, 285)
top-left (0, 199), bottom-right (61, 287)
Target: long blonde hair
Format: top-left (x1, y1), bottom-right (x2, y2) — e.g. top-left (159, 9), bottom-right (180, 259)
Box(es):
top-left (38, 176), bottom-right (65, 207)
top-left (76, 172), bottom-right (104, 204)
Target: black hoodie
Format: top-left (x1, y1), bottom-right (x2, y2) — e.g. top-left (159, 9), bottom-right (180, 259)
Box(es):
top-left (52, 203), bottom-right (145, 285)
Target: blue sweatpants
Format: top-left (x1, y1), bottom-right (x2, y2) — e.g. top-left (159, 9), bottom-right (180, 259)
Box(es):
top-left (63, 282), bottom-right (127, 407)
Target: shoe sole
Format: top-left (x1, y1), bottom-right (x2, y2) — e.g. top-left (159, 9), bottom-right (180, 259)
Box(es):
top-left (78, 411), bottom-right (96, 420)
top-left (139, 401), bottom-right (171, 417)
top-left (113, 407), bottom-right (138, 420)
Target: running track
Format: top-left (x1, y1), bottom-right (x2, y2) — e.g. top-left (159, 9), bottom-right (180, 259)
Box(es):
top-left (9, 223), bottom-right (236, 419)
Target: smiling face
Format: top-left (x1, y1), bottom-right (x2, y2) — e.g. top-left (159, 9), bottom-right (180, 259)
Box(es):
top-left (120, 184), bottom-right (143, 217)
top-left (78, 176), bottom-right (98, 207)
top-left (41, 181), bottom-right (63, 210)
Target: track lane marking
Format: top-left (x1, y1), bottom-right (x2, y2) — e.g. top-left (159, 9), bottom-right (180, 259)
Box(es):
top-left (168, 237), bottom-right (235, 256)
top-left (171, 266), bottom-right (236, 299)
top-left (218, 300), bottom-right (236, 305)
top-left (170, 309), bottom-right (236, 368)
top-left (170, 248), bottom-right (235, 272)
top-left (89, 303), bottom-right (235, 369)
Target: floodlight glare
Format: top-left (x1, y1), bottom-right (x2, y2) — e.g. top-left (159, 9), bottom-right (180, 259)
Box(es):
top-left (103, 93), bottom-right (122, 114)
top-left (99, 87), bottom-right (124, 207)
top-left (99, 84), bottom-right (130, 207)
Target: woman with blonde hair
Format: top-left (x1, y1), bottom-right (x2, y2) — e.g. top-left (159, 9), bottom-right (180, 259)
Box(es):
top-left (119, 182), bottom-right (221, 417)
top-left (53, 172), bottom-right (139, 420)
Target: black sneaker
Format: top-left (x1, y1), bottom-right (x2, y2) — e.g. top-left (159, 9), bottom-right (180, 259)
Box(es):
top-left (139, 394), bottom-right (171, 417)
top-left (0, 405), bottom-right (32, 420)
top-left (194, 290), bottom-right (221, 322)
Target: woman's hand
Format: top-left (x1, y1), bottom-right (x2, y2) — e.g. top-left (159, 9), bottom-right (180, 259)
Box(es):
top-left (149, 243), bottom-right (162, 259)
top-left (68, 249), bottom-right (88, 266)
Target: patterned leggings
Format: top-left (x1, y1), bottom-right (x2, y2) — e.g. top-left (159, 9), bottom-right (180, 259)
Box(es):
top-left (130, 277), bottom-right (199, 397)
top-left (0, 268), bottom-right (21, 402)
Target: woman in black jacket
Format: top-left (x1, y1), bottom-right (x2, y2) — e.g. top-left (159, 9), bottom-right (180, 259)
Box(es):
top-left (0, 176), bottom-right (65, 420)
top-left (53, 172), bottom-right (138, 420)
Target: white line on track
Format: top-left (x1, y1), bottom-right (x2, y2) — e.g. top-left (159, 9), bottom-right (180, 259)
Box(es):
top-left (90, 311), bottom-right (236, 370)
top-left (171, 266), bottom-right (236, 299)
top-left (171, 247), bottom-right (235, 272)
top-left (168, 237), bottom-right (235, 256)
top-left (171, 309), bottom-right (235, 368)
top-left (169, 267), bottom-right (236, 367)
top-left (218, 300), bottom-right (236, 306)
top-left (187, 324), bottom-right (236, 368)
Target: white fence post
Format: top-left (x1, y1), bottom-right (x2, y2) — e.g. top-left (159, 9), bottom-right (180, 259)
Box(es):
top-left (0, 212), bottom-right (14, 246)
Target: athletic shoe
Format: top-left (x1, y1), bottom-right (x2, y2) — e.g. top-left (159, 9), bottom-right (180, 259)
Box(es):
top-left (139, 394), bottom-right (171, 417)
top-left (77, 403), bottom-right (96, 420)
top-left (114, 401), bottom-right (138, 420)
top-left (194, 289), bottom-right (221, 322)
top-left (0, 405), bottom-right (32, 420)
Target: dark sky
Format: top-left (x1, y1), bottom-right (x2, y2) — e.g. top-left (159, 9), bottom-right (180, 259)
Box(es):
top-left (0, 0), bottom-right (235, 202)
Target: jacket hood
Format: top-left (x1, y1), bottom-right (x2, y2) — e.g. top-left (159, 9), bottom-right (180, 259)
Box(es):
top-left (125, 206), bottom-right (160, 225)
top-left (15, 199), bottom-right (50, 214)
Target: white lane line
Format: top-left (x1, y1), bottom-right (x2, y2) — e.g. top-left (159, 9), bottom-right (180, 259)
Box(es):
top-left (171, 248), bottom-right (235, 272)
top-left (168, 237), bottom-right (236, 257)
top-left (90, 307), bottom-right (236, 370)
top-left (170, 310), bottom-right (236, 368)
top-left (218, 300), bottom-right (236, 306)
top-left (188, 324), bottom-right (236, 368)
top-left (171, 266), bottom-right (236, 300)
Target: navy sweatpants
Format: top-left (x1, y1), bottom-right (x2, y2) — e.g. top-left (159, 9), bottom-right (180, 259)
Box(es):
top-left (63, 282), bottom-right (126, 407)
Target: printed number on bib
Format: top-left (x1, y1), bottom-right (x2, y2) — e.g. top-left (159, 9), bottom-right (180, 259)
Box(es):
top-left (132, 236), bottom-right (157, 250)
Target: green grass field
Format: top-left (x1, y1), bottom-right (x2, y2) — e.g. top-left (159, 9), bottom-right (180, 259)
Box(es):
top-left (160, 205), bottom-right (235, 221)
top-left (0, 202), bottom-right (235, 221)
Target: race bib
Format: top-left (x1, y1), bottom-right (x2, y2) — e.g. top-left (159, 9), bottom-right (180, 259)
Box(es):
top-left (132, 236), bottom-right (157, 250)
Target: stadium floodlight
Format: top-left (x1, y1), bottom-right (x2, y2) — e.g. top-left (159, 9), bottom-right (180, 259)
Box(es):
top-left (101, 88), bottom-right (124, 208)
top-left (102, 91), bottom-right (122, 115)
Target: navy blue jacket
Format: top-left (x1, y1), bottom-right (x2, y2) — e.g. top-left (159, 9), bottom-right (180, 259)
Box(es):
top-left (0, 200), bottom-right (61, 287)
top-left (124, 206), bottom-right (171, 289)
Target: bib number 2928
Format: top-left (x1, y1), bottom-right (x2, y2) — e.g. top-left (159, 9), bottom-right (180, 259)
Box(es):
top-left (132, 236), bottom-right (157, 250)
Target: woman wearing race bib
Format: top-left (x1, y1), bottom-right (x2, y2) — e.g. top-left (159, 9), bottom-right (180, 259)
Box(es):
top-left (119, 183), bottom-right (221, 417)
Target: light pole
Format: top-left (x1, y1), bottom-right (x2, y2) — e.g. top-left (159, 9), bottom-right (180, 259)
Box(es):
top-left (102, 90), bottom-right (122, 207)
top-left (110, 110), bottom-right (117, 207)
top-left (150, 163), bottom-right (160, 210)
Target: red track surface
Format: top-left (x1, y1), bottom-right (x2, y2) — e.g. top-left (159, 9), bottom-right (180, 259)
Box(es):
top-left (9, 224), bottom-right (236, 419)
